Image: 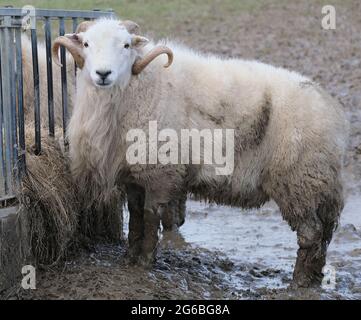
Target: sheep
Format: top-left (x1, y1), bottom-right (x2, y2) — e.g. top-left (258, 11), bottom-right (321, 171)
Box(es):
top-left (20, 28), bottom-right (185, 236)
top-left (20, 33), bottom-right (124, 242)
top-left (52, 18), bottom-right (348, 288)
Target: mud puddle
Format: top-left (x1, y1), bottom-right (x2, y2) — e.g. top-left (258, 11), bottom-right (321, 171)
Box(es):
top-left (176, 195), bottom-right (361, 299)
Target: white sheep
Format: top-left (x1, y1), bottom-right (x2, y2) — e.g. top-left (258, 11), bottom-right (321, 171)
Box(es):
top-left (53, 18), bottom-right (348, 288)
top-left (21, 27), bottom-right (184, 234)
top-left (20, 33), bottom-right (123, 241)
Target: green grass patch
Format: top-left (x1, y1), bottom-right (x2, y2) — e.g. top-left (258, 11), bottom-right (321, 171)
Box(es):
top-left (3, 0), bottom-right (272, 36)
top-left (2, 0), bottom-right (354, 37)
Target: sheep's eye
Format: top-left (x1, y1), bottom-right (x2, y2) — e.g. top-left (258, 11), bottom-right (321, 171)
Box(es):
top-left (84, 42), bottom-right (89, 48)
top-left (124, 43), bottom-right (130, 49)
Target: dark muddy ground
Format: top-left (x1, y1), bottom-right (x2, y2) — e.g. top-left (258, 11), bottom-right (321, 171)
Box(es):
top-left (3, 1), bottom-right (361, 300)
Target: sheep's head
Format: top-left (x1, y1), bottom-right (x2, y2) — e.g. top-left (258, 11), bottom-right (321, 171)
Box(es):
top-left (52, 19), bottom-right (173, 88)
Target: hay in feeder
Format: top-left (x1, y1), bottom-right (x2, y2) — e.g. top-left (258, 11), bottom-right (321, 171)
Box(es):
top-left (18, 131), bottom-right (79, 266)
top-left (16, 127), bottom-right (124, 267)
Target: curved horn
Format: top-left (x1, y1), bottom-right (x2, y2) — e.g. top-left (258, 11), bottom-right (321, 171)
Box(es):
top-left (122, 20), bottom-right (140, 34)
top-left (52, 35), bottom-right (84, 69)
top-left (132, 46), bottom-right (173, 75)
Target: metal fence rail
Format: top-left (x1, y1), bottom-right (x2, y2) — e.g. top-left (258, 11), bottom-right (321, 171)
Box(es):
top-left (0, 7), bottom-right (115, 204)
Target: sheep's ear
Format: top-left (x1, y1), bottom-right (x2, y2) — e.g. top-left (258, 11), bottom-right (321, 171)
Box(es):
top-left (122, 20), bottom-right (140, 34)
top-left (131, 36), bottom-right (149, 48)
top-left (75, 21), bottom-right (95, 33)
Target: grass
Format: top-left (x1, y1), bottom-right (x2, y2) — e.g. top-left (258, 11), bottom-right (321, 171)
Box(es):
top-left (2, 0), bottom-right (355, 37)
top-left (3, 0), bottom-right (268, 15)
top-left (2, 0), bottom-right (274, 37)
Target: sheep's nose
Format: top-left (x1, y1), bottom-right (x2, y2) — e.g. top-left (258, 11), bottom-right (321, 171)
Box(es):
top-left (96, 70), bottom-right (112, 80)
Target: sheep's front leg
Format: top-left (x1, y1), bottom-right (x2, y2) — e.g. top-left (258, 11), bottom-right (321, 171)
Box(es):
top-left (139, 188), bottom-right (172, 267)
top-left (126, 184), bottom-right (145, 263)
top-left (136, 168), bottom-right (186, 267)
top-left (140, 204), bottom-right (161, 267)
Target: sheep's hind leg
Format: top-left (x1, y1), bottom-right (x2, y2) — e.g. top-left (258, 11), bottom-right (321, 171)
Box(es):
top-left (126, 184), bottom-right (145, 263)
top-left (293, 197), bottom-right (341, 288)
top-left (292, 216), bottom-right (326, 288)
top-left (271, 190), bottom-right (337, 287)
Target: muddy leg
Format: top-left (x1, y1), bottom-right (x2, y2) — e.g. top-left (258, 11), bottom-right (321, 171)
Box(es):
top-left (139, 207), bottom-right (161, 267)
top-left (293, 216), bottom-right (326, 288)
top-left (266, 156), bottom-right (343, 288)
top-left (126, 184), bottom-right (145, 262)
top-left (139, 189), bottom-right (168, 267)
top-left (161, 193), bottom-right (187, 231)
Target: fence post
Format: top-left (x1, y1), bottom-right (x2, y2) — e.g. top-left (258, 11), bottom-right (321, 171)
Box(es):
top-left (59, 17), bottom-right (69, 149)
top-left (0, 16), bottom-right (15, 196)
top-left (44, 17), bottom-right (55, 137)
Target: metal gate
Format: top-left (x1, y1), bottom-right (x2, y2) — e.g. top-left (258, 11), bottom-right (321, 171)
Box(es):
top-left (0, 7), bottom-right (115, 208)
